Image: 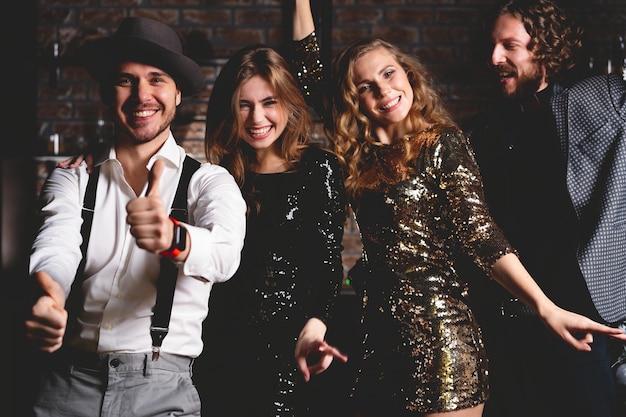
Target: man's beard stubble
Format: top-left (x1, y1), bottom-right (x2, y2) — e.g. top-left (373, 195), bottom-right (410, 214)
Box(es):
top-left (497, 64), bottom-right (544, 101)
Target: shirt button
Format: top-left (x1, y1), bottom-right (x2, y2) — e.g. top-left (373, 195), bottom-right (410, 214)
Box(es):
top-left (109, 358), bottom-right (121, 368)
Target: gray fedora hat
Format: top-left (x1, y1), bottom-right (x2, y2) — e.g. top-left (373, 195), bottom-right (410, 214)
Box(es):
top-left (80, 17), bottom-right (204, 96)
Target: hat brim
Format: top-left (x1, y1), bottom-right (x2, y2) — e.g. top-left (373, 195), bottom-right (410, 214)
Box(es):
top-left (80, 36), bottom-right (204, 96)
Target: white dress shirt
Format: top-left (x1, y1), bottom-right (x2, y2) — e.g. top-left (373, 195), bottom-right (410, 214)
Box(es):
top-left (29, 135), bottom-right (246, 357)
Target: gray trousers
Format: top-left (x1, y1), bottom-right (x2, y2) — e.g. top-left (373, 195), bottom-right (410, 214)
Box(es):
top-left (33, 349), bottom-right (201, 417)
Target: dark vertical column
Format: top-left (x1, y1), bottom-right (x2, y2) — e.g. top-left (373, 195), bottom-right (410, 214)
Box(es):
top-left (3, 0), bottom-right (38, 415)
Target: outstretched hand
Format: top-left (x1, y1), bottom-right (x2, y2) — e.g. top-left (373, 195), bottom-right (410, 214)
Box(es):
top-left (126, 159), bottom-right (172, 254)
top-left (491, 254), bottom-right (626, 351)
top-left (296, 339), bottom-right (348, 382)
top-left (541, 304), bottom-right (626, 351)
top-left (24, 271), bottom-right (68, 353)
top-left (294, 318), bottom-right (348, 382)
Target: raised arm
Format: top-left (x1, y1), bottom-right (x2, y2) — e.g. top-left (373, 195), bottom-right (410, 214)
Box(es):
top-left (288, 0), bottom-right (327, 120)
top-left (293, 0), bottom-right (315, 40)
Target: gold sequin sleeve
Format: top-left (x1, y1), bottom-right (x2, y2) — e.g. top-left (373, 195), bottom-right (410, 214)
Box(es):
top-left (431, 127), bottom-right (516, 273)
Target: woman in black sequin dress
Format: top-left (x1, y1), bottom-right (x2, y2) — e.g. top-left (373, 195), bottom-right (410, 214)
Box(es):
top-left (289, 1), bottom-right (626, 416)
top-left (194, 44), bottom-right (349, 417)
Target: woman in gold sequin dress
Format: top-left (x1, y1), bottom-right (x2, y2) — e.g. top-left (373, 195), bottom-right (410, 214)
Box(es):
top-left (290, 1), bottom-right (626, 416)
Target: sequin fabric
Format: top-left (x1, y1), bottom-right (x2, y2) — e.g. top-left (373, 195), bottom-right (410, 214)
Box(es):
top-left (291, 34), bottom-right (516, 414)
top-left (351, 126), bottom-right (516, 413)
top-left (289, 33), bottom-right (326, 117)
top-left (198, 146), bottom-right (346, 416)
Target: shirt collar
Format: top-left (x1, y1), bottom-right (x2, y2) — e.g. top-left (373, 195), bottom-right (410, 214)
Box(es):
top-left (93, 132), bottom-right (181, 170)
top-left (148, 133), bottom-right (182, 170)
top-left (518, 86), bottom-right (553, 113)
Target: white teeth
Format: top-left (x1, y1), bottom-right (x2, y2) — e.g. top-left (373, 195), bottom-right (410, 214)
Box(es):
top-left (249, 127), bottom-right (271, 135)
top-left (133, 110), bottom-right (155, 117)
top-left (381, 97), bottom-right (400, 110)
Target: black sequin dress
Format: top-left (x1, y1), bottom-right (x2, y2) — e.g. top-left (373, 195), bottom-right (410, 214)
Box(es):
top-left (197, 146), bottom-right (346, 417)
top-left (290, 34), bottom-right (516, 414)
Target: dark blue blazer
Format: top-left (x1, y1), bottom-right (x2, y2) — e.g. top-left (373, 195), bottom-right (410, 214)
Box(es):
top-left (551, 74), bottom-right (626, 323)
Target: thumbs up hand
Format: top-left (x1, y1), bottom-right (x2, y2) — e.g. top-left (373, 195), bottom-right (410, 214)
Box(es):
top-left (126, 159), bottom-right (172, 254)
top-left (145, 157), bottom-right (164, 198)
top-left (25, 271), bottom-right (68, 353)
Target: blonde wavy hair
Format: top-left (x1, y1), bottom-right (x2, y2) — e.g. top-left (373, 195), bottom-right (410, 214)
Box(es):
top-left (324, 37), bottom-right (455, 202)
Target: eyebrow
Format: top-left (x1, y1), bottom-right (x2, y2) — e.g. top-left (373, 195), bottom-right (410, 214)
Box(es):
top-left (115, 70), bottom-right (173, 79)
top-left (239, 95), bottom-right (277, 102)
top-left (355, 64), bottom-right (394, 86)
top-left (493, 35), bottom-right (525, 45)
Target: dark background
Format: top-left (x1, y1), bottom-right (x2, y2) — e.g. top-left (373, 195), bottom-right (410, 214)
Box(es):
top-left (3, 0), bottom-right (625, 415)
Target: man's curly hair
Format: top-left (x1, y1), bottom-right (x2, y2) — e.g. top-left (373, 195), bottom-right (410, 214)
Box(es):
top-left (490, 0), bottom-right (584, 82)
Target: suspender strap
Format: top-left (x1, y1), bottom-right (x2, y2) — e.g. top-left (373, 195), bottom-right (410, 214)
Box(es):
top-left (80, 165), bottom-right (101, 260)
top-left (150, 156), bottom-right (200, 358)
top-left (66, 165), bottom-right (101, 331)
top-left (168, 156), bottom-right (200, 223)
top-left (73, 156), bottom-right (201, 356)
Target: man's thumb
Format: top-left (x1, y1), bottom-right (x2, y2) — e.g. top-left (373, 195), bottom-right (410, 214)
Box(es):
top-left (35, 271), bottom-right (66, 309)
top-left (146, 158), bottom-right (165, 197)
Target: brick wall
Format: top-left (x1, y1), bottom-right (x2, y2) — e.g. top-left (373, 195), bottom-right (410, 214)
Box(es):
top-left (34, 0), bottom-right (626, 284)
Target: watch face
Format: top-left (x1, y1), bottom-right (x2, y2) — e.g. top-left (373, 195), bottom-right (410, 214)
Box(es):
top-left (160, 218), bottom-right (186, 258)
top-left (173, 223), bottom-right (186, 251)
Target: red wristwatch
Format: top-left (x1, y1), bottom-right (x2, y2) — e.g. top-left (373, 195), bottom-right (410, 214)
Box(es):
top-left (159, 217), bottom-right (187, 258)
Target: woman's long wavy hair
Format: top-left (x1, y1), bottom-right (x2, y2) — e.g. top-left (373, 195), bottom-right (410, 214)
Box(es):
top-left (205, 45), bottom-right (312, 213)
top-left (490, 0), bottom-right (583, 82)
top-left (324, 37), bottom-right (455, 202)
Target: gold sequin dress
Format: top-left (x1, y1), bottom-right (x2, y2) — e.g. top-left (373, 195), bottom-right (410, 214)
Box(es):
top-left (290, 34), bottom-right (516, 414)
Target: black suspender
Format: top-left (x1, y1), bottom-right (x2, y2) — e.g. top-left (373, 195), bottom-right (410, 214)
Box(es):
top-left (69, 156), bottom-right (201, 358)
top-left (65, 165), bottom-right (101, 328)
top-left (150, 156), bottom-right (200, 359)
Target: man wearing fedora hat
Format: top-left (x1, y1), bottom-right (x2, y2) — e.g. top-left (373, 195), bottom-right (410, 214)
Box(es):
top-left (24, 17), bottom-right (246, 416)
